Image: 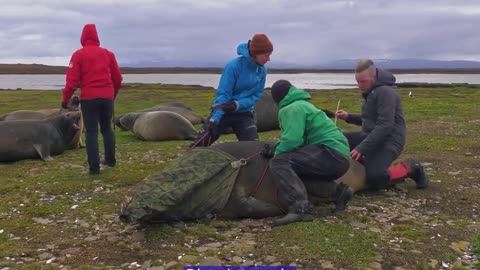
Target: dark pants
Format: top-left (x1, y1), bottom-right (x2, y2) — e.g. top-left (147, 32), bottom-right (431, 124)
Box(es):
top-left (207, 112), bottom-right (258, 145)
top-left (220, 112), bottom-right (258, 140)
top-left (270, 144), bottom-right (350, 209)
top-left (345, 131), bottom-right (399, 189)
top-left (80, 98), bottom-right (116, 172)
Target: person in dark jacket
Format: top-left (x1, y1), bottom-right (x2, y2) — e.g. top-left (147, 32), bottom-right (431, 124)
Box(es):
top-left (263, 80), bottom-right (354, 227)
top-left (335, 59), bottom-right (429, 190)
top-left (62, 24), bottom-right (123, 175)
top-left (191, 34), bottom-right (273, 147)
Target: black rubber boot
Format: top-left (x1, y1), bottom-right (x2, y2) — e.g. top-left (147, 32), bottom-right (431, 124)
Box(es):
top-left (331, 183), bottom-right (354, 212)
top-left (405, 159), bottom-right (429, 189)
top-left (272, 201), bottom-right (314, 227)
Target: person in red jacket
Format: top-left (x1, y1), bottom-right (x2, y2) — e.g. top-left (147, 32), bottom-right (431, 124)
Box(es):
top-left (62, 24), bottom-right (123, 175)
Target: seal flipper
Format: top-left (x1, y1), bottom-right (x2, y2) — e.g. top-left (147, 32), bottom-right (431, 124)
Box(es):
top-left (238, 196), bottom-right (284, 218)
top-left (33, 144), bottom-right (53, 161)
top-left (79, 138), bottom-right (85, 148)
top-left (186, 132), bottom-right (198, 141)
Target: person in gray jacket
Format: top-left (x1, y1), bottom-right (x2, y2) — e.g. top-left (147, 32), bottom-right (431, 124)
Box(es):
top-left (335, 59), bottom-right (429, 190)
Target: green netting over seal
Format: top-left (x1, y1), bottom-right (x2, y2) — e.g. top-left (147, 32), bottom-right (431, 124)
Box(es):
top-left (120, 148), bottom-right (241, 223)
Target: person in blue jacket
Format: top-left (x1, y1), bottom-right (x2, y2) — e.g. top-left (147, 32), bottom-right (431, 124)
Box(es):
top-left (192, 34), bottom-right (273, 147)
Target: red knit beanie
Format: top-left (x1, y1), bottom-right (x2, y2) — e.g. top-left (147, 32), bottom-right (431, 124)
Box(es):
top-left (249, 34), bottom-right (273, 56)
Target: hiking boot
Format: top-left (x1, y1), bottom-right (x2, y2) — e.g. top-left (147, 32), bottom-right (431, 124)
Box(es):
top-left (406, 159), bottom-right (429, 189)
top-left (332, 183), bottom-right (353, 212)
top-left (272, 201), bottom-right (314, 227)
top-left (272, 212), bottom-right (314, 227)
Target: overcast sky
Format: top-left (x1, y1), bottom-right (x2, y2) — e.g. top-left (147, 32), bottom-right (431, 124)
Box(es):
top-left (1, 0), bottom-right (479, 67)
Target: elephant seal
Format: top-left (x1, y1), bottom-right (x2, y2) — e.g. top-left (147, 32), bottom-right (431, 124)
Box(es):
top-left (119, 141), bottom-right (367, 223)
top-left (115, 105), bottom-right (205, 130)
top-left (0, 95), bottom-right (80, 121)
top-left (132, 111), bottom-right (198, 141)
top-left (211, 141), bottom-right (367, 219)
top-left (152, 102), bottom-right (192, 111)
top-left (114, 115), bottom-right (128, 131)
top-left (137, 106), bottom-right (205, 124)
top-left (118, 112), bottom-right (142, 131)
top-left (254, 91), bottom-right (280, 132)
top-left (0, 111), bottom-right (81, 162)
top-left (0, 96), bottom-right (84, 150)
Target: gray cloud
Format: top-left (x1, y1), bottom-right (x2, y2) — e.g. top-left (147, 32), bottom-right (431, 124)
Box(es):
top-left (0, 0), bottom-right (479, 67)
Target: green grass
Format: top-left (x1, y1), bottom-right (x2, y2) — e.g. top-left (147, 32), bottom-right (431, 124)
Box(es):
top-left (257, 221), bottom-right (378, 269)
top-left (473, 234), bottom-right (480, 256)
top-left (390, 224), bottom-right (429, 241)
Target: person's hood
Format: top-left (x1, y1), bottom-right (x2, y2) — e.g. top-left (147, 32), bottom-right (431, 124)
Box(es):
top-left (237, 42), bottom-right (263, 67)
top-left (279, 86), bottom-right (311, 108)
top-left (372, 68), bottom-right (396, 88)
top-left (81, 24), bottom-right (100, 47)
top-left (237, 43), bottom-right (250, 58)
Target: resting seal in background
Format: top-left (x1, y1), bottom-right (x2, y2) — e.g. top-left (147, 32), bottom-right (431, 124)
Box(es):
top-left (151, 102), bottom-right (192, 111)
top-left (131, 111), bottom-right (198, 141)
top-left (253, 91), bottom-right (280, 132)
top-left (211, 141), bottom-right (367, 218)
top-left (114, 104), bottom-right (205, 131)
top-left (0, 96), bottom-right (84, 149)
top-left (0, 111), bottom-right (81, 162)
top-left (0, 95), bottom-right (80, 121)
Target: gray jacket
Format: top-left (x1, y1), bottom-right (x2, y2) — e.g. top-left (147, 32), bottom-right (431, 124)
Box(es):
top-left (346, 68), bottom-right (406, 156)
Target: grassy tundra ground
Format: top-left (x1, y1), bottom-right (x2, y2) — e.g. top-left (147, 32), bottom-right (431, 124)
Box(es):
top-left (0, 83), bottom-right (479, 270)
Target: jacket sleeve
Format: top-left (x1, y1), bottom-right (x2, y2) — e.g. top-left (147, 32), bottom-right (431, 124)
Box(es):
top-left (109, 51), bottom-right (123, 96)
top-left (235, 75), bottom-right (265, 111)
top-left (62, 52), bottom-right (81, 103)
top-left (346, 113), bottom-right (363, 126)
top-left (356, 90), bottom-right (397, 154)
top-left (210, 64), bottom-right (236, 122)
top-left (274, 105), bottom-right (306, 156)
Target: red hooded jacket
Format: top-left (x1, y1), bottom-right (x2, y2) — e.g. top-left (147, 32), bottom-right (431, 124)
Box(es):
top-left (62, 24), bottom-right (123, 103)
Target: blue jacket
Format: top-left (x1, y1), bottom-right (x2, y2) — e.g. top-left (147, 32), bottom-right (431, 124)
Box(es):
top-left (210, 43), bottom-right (267, 122)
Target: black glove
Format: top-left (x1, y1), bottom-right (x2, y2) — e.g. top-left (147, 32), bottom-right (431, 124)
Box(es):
top-left (201, 120), bottom-right (219, 135)
top-left (221, 101), bottom-right (238, 113)
top-left (190, 120), bottom-right (220, 148)
top-left (261, 143), bottom-right (276, 158)
top-left (70, 95), bottom-right (80, 107)
top-left (61, 101), bottom-right (68, 109)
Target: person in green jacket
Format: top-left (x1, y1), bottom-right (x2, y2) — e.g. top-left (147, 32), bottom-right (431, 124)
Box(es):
top-left (263, 80), bottom-right (354, 226)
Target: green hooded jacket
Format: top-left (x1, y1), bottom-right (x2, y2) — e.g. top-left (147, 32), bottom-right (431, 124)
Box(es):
top-left (274, 86), bottom-right (350, 157)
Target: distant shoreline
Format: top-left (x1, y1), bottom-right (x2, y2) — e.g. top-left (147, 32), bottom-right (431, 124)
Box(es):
top-left (2, 63), bottom-right (480, 74)
top-left (1, 82), bottom-right (479, 92)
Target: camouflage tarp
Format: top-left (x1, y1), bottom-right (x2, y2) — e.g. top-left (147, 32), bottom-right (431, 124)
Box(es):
top-left (120, 148), bottom-right (240, 223)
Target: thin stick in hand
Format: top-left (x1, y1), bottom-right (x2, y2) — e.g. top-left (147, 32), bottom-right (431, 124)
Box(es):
top-left (334, 99), bottom-right (341, 125)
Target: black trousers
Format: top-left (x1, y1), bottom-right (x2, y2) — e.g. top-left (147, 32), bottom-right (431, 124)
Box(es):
top-left (345, 131), bottom-right (399, 189)
top-left (211, 112), bottom-right (258, 144)
top-left (270, 144), bottom-right (350, 208)
top-left (80, 98), bottom-right (116, 172)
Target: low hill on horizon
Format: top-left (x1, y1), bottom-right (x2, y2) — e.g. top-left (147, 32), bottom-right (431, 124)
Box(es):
top-left (316, 58), bottom-right (480, 70)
